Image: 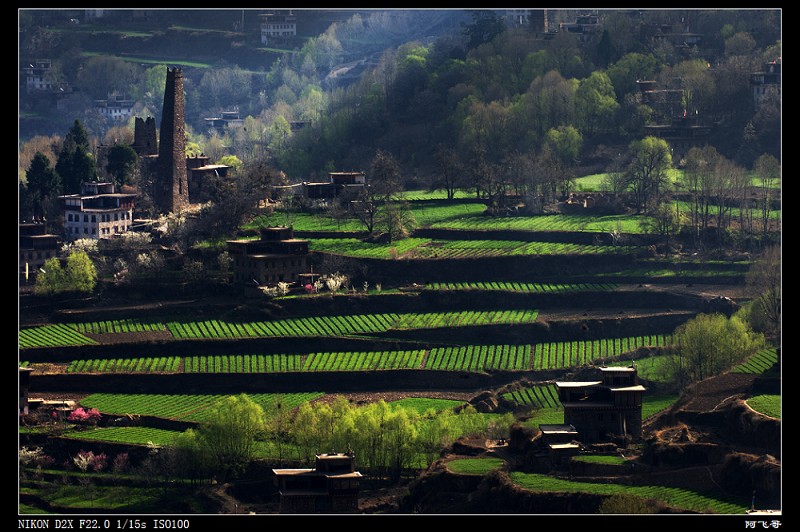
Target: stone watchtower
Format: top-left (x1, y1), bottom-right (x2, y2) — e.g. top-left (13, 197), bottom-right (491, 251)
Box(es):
top-left (156, 67), bottom-right (189, 214)
top-left (132, 117), bottom-right (158, 156)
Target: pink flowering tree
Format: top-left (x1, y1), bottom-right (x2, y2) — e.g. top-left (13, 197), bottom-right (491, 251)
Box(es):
top-left (68, 407), bottom-right (102, 425)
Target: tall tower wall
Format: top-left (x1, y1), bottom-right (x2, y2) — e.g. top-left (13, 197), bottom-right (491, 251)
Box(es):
top-left (156, 67), bottom-right (189, 214)
top-left (132, 116), bottom-right (158, 156)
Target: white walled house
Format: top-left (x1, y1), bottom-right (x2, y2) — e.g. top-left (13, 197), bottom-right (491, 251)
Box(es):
top-left (259, 10), bottom-right (296, 45)
top-left (59, 182), bottom-right (135, 241)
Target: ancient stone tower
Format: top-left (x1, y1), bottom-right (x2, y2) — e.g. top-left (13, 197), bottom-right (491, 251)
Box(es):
top-left (132, 117), bottom-right (158, 156)
top-left (155, 67), bottom-right (189, 214)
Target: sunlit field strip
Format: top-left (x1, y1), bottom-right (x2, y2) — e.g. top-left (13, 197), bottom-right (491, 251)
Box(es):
top-left (532, 335), bottom-right (671, 370)
top-left (308, 237), bottom-right (431, 258)
top-left (166, 310), bottom-right (540, 340)
top-left (501, 383), bottom-right (561, 409)
top-left (409, 240), bottom-right (642, 258)
top-left (19, 324), bottom-right (97, 349)
top-left (426, 345), bottom-right (531, 371)
top-left (429, 213), bottom-right (649, 234)
top-left (73, 319), bottom-right (167, 334)
top-left (507, 472), bottom-right (749, 514)
top-left (67, 357), bottom-right (181, 373)
top-left (60, 335), bottom-right (670, 376)
top-left (424, 282), bottom-right (617, 292)
top-left (79, 392), bottom-right (324, 423)
top-left (61, 426), bottom-right (181, 446)
top-left (731, 347), bottom-right (779, 374)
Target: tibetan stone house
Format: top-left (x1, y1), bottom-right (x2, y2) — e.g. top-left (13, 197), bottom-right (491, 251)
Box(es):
top-left (272, 452), bottom-right (362, 514)
top-left (226, 226), bottom-right (309, 286)
top-left (555, 364), bottom-right (645, 443)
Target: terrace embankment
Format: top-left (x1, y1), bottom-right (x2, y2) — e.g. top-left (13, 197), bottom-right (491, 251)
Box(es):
top-left (36, 282), bottom-right (731, 325)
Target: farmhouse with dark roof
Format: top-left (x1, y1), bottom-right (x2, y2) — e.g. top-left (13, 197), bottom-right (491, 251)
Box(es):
top-left (272, 452), bottom-right (362, 514)
top-left (554, 364), bottom-right (646, 443)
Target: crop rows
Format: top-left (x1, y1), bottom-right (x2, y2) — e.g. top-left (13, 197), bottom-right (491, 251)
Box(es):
top-left (424, 282), bottom-right (617, 293)
top-left (72, 319), bottom-right (167, 334)
top-left (532, 335), bottom-right (671, 370)
top-left (166, 309), bottom-right (539, 340)
top-left (508, 472), bottom-right (748, 513)
top-left (302, 350), bottom-right (425, 371)
top-left (426, 344), bottom-right (531, 371)
top-left (80, 392), bottom-right (324, 423)
top-left (732, 347), bottom-right (779, 374)
top-left (63, 426), bottom-right (181, 446)
top-left (18, 324), bottom-right (97, 349)
top-left (59, 335), bottom-right (669, 376)
top-left (411, 240), bottom-right (640, 258)
top-left (502, 384), bottom-right (561, 409)
top-left (308, 237), bottom-right (431, 258)
top-left (167, 313), bottom-right (400, 339)
top-left (393, 309), bottom-right (538, 330)
top-left (430, 213), bottom-right (649, 234)
top-left (184, 354), bottom-right (304, 373)
top-left (67, 357), bottom-right (181, 373)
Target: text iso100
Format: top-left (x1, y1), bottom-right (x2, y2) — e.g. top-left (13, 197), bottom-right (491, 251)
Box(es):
top-left (152, 521), bottom-right (189, 530)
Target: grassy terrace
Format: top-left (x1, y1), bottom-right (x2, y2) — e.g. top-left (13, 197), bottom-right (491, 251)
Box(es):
top-left (20, 310), bottom-right (542, 348)
top-left (54, 335), bottom-right (670, 375)
top-left (79, 392), bottom-right (322, 423)
top-left (308, 237), bottom-right (642, 259)
top-left (423, 282), bottom-right (618, 292)
top-left (507, 472), bottom-right (749, 513)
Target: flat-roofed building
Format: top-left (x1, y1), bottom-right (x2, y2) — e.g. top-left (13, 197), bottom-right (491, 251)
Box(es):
top-left (272, 452), bottom-right (362, 514)
top-left (59, 182), bottom-right (135, 241)
top-left (555, 364), bottom-right (645, 443)
top-left (226, 226), bottom-right (309, 286)
top-left (19, 223), bottom-right (60, 282)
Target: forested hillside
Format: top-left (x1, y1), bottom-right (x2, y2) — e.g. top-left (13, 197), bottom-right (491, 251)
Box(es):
top-left (19, 9), bottom-right (780, 186)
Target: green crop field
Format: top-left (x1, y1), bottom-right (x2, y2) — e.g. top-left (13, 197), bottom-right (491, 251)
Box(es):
top-left (62, 426), bottom-right (181, 446)
top-left (501, 384), bottom-right (561, 409)
top-left (745, 394), bottom-right (780, 419)
top-left (18, 324), bottom-right (97, 348)
top-left (732, 348), bottom-right (779, 374)
top-left (309, 237), bottom-right (431, 258)
top-left (531, 335), bottom-right (671, 370)
top-left (426, 344), bottom-right (531, 372)
top-left (67, 357), bottom-right (181, 373)
top-left (508, 472), bottom-right (749, 513)
top-left (73, 319), bottom-right (167, 334)
top-left (429, 213), bottom-right (650, 234)
top-left (389, 397), bottom-right (465, 414)
top-left (165, 309), bottom-right (540, 340)
top-left (424, 282), bottom-right (617, 293)
top-left (79, 392), bottom-right (323, 423)
top-left (57, 335), bottom-right (671, 378)
top-left (407, 239), bottom-right (641, 259)
top-left (447, 457), bottom-right (505, 475)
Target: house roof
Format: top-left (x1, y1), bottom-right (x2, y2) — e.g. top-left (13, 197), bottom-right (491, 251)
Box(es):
top-left (610, 385), bottom-right (646, 392)
top-left (539, 424), bottom-right (578, 434)
top-left (556, 381), bottom-right (602, 388)
top-left (271, 469), bottom-right (363, 479)
top-left (599, 366), bottom-right (636, 372)
top-left (549, 443), bottom-right (580, 451)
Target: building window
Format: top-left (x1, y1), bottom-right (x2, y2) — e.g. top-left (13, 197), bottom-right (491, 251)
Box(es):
top-left (91, 215), bottom-right (96, 222)
top-left (114, 213), bottom-right (119, 221)
top-left (84, 214), bottom-right (89, 222)
top-left (84, 228), bottom-right (88, 234)
top-left (67, 213), bottom-right (73, 222)
top-left (92, 228), bottom-right (96, 234)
